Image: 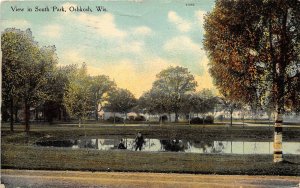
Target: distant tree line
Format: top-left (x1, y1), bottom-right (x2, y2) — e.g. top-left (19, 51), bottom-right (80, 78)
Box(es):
top-left (3, 27), bottom-right (277, 132)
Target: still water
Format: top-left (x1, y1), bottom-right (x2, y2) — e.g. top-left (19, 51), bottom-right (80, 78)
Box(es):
top-left (36, 138), bottom-right (300, 154)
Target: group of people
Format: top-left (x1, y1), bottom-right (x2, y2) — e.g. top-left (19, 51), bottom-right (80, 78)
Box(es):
top-left (117, 132), bottom-right (145, 151)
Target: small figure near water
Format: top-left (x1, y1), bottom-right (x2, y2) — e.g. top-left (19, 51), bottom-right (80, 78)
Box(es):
top-left (135, 132), bottom-right (145, 151)
top-left (118, 139), bottom-right (126, 149)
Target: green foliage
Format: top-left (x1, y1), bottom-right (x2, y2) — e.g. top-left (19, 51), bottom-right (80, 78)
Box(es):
top-left (152, 66), bottom-right (197, 121)
top-left (89, 75), bottom-right (116, 120)
top-left (105, 88), bottom-right (137, 114)
top-left (204, 0), bottom-right (300, 113)
top-left (1, 28), bottom-right (57, 131)
top-left (138, 66), bottom-right (219, 122)
top-left (190, 116), bottom-right (214, 124)
top-left (138, 88), bottom-right (169, 115)
top-left (63, 64), bottom-right (94, 121)
top-left (182, 89), bottom-right (218, 115)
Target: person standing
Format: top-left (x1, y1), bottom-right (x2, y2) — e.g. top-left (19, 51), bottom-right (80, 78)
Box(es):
top-left (135, 132), bottom-right (145, 151)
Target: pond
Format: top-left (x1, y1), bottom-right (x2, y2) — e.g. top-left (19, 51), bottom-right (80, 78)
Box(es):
top-left (35, 138), bottom-right (300, 155)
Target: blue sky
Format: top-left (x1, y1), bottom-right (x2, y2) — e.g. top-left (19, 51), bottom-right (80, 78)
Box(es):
top-left (1, 0), bottom-right (216, 97)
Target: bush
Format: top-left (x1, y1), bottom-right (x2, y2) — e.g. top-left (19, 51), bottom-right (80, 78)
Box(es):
top-left (204, 115), bottom-right (214, 124)
top-left (190, 117), bottom-right (203, 124)
top-left (107, 116), bottom-right (124, 123)
top-left (128, 116), bottom-right (135, 121)
top-left (190, 116), bottom-right (214, 124)
top-left (134, 115), bottom-right (146, 121)
top-left (159, 115), bottom-right (168, 122)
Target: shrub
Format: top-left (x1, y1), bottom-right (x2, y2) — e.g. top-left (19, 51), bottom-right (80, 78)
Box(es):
top-left (160, 115), bottom-right (168, 122)
top-left (204, 115), bottom-right (214, 124)
top-left (107, 116), bottom-right (124, 123)
top-left (190, 117), bottom-right (203, 124)
top-left (190, 116), bottom-right (214, 124)
top-left (128, 116), bottom-right (135, 121)
top-left (135, 115), bottom-right (146, 121)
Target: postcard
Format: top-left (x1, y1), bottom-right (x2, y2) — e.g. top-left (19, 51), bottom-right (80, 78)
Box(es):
top-left (1, 0), bottom-right (299, 187)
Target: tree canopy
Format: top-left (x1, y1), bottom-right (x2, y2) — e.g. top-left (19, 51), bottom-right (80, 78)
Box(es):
top-left (204, 0), bottom-right (300, 162)
top-left (2, 28), bottom-right (57, 131)
top-left (152, 66), bottom-right (197, 121)
top-left (63, 64), bottom-right (94, 123)
top-left (105, 88), bottom-right (137, 115)
top-left (204, 0), bottom-right (300, 113)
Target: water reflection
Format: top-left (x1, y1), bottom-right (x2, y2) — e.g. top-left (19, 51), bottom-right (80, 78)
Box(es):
top-left (36, 138), bottom-right (300, 155)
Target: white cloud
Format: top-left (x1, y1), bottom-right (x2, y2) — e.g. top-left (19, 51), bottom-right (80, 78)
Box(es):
top-left (195, 10), bottom-right (206, 25)
top-left (1, 19), bottom-right (31, 30)
top-left (115, 41), bottom-right (144, 54)
top-left (40, 24), bottom-right (62, 38)
top-left (73, 13), bottom-right (127, 39)
top-left (132, 26), bottom-right (152, 36)
top-left (163, 36), bottom-right (203, 54)
top-left (60, 49), bottom-right (86, 64)
top-left (195, 10), bottom-right (207, 33)
top-left (168, 11), bottom-right (191, 33)
top-left (194, 56), bottom-right (214, 91)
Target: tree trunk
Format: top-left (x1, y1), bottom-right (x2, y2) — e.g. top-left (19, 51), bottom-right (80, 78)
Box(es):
top-left (124, 113), bottom-right (127, 126)
top-left (175, 111), bottom-right (179, 123)
top-left (58, 107), bottom-right (62, 121)
top-left (273, 104), bottom-right (283, 162)
top-left (159, 114), bottom-right (162, 125)
top-left (14, 105), bottom-right (19, 123)
top-left (95, 104), bottom-right (99, 121)
top-left (273, 76), bottom-right (285, 163)
top-left (113, 113), bottom-right (116, 124)
top-left (10, 98), bottom-right (14, 132)
top-left (24, 102), bottom-right (30, 132)
top-left (230, 110), bottom-right (233, 127)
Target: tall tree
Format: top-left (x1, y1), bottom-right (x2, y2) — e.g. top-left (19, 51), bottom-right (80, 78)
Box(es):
top-left (63, 64), bottom-right (94, 126)
top-left (138, 88), bottom-right (170, 123)
top-left (2, 28), bottom-right (57, 132)
top-left (43, 65), bottom-right (77, 122)
top-left (2, 28), bottom-right (32, 131)
top-left (195, 89), bottom-right (218, 124)
top-left (204, 0), bottom-right (300, 162)
top-left (152, 66), bottom-right (197, 122)
top-left (90, 75), bottom-right (116, 121)
top-left (105, 88), bottom-right (137, 123)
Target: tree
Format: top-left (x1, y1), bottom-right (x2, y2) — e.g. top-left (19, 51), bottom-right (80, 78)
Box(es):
top-left (1, 28), bottom-right (57, 132)
top-left (220, 98), bottom-right (241, 127)
top-left (138, 88), bottom-right (170, 123)
top-left (90, 75), bottom-right (116, 121)
top-left (179, 90), bottom-right (218, 124)
top-left (105, 88), bottom-right (137, 124)
top-left (2, 28), bottom-right (32, 131)
top-left (152, 66), bottom-right (197, 122)
top-left (204, 0), bottom-right (300, 162)
top-left (63, 64), bottom-right (94, 126)
top-left (43, 65), bottom-right (77, 122)
top-left (194, 89), bottom-right (218, 124)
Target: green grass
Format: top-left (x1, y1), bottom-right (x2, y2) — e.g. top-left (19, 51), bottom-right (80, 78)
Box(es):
top-left (1, 123), bottom-right (300, 176)
top-left (2, 144), bottom-right (299, 176)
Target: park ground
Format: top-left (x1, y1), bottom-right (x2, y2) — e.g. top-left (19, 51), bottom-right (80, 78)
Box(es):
top-left (1, 169), bottom-right (300, 188)
top-left (1, 122), bottom-right (300, 187)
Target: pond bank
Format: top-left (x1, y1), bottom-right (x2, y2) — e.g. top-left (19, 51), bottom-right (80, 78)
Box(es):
top-left (2, 144), bottom-right (299, 176)
top-left (1, 124), bottom-right (300, 176)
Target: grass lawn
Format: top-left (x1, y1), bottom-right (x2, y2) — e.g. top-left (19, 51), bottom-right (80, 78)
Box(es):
top-left (1, 123), bottom-right (300, 176)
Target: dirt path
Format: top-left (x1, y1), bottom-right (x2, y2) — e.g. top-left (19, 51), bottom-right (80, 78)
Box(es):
top-left (1, 169), bottom-right (299, 188)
